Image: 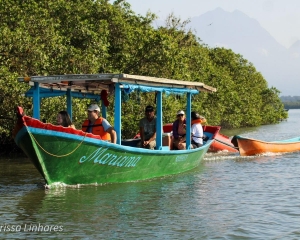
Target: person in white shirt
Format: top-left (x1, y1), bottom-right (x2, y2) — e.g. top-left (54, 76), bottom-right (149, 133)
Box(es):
top-left (191, 111), bottom-right (204, 148)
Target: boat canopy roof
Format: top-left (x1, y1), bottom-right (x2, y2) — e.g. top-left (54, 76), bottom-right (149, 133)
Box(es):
top-left (18, 73), bottom-right (216, 148)
top-left (18, 74), bottom-right (216, 99)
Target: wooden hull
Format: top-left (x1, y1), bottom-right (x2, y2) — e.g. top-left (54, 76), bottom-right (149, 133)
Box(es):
top-left (162, 124), bottom-right (238, 153)
top-left (203, 126), bottom-right (238, 153)
top-left (209, 137), bottom-right (238, 153)
top-left (14, 115), bottom-right (213, 186)
top-left (231, 135), bottom-right (300, 156)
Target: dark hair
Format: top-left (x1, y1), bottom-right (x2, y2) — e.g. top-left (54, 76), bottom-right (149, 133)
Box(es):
top-left (58, 111), bottom-right (73, 127)
top-left (191, 111), bottom-right (201, 120)
top-left (145, 105), bottom-right (154, 112)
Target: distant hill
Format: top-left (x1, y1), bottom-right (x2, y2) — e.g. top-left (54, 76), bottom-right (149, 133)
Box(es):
top-left (289, 40), bottom-right (300, 60)
top-left (186, 8), bottom-right (300, 96)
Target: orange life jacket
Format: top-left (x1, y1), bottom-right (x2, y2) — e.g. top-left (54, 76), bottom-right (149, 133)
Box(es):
top-left (191, 118), bottom-right (206, 126)
top-left (82, 117), bottom-right (111, 141)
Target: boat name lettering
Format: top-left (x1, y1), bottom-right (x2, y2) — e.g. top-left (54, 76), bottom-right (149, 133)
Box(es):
top-left (175, 155), bottom-right (189, 162)
top-left (79, 147), bottom-right (141, 167)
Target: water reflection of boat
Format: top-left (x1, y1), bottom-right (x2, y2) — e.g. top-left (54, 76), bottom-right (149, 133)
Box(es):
top-left (13, 74), bottom-right (216, 186)
top-left (15, 189), bottom-right (46, 222)
top-left (231, 135), bottom-right (300, 156)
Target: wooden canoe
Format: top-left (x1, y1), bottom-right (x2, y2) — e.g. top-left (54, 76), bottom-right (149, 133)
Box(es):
top-left (231, 135), bottom-right (300, 156)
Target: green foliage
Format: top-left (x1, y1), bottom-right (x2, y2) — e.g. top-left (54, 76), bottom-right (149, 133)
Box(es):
top-left (0, 0), bottom-right (287, 144)
top-left (0, 67), bottom-right (32, 134)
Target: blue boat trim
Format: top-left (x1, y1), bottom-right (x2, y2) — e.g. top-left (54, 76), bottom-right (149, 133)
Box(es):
top-left (15, 126), bottom-right (214, 155)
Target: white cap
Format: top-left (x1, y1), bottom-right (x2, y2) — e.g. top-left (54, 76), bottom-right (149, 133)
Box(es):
top-left (177, 110), bottom-right (185, 115)
top-left (88, 104), bottom-right (100, 112)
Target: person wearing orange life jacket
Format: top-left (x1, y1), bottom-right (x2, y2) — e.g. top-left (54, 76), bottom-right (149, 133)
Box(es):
top-left (81, 104), bottom-right (117, 143)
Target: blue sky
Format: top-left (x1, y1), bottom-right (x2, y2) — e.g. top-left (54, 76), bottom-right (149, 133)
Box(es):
top-left (124, 0), bottom-right (300, 49)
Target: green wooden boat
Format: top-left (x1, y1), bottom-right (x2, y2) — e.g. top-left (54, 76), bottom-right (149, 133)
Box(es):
top-left (13, 74), bottom-right (216, 186)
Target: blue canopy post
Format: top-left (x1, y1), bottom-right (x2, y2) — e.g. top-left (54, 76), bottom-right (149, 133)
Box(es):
top-left (33, 82), bottom-right (40, 120)
top-left (156, 91), bottom-right (163, 150)
top-left (101, 101), bottom-right (107, 119)
top-left (66, 89), bottom-right (72, 120)
top-left (114, 83), bottom-right (121, 145)
top-left (186, 92), bottom-right (192, 149)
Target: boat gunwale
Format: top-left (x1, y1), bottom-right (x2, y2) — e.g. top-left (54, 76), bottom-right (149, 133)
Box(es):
top-left (235, 135), bottom-right (300, 145)
top-left (15, 124), bottom-right (214, 156)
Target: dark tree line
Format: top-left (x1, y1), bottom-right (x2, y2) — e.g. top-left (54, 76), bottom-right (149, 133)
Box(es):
top-left (280, 96), bottom-right (300, 109)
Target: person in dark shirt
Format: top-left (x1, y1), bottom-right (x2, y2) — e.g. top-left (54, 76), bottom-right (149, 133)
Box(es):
top-left (137, 105), bottom-right (156, 149)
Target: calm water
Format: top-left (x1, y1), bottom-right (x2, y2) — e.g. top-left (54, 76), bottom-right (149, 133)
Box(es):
top-left (1, 110), bottom-right (300, 239)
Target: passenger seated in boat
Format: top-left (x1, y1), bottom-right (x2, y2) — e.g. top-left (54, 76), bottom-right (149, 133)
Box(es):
top-left (190, 111), bottom-right (204, 148)
top-left (82, 104), bottom-right (117, 143)
top-left (57, 111), bottom-right (76, 129)
top-left (137, 105), bottom-right (156, 150)
top-left (172, 110), bottom-right (186, 150)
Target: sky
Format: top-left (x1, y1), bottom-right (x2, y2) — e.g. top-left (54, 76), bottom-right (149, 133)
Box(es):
top-left (124, 0), bottom-right (300, 49)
